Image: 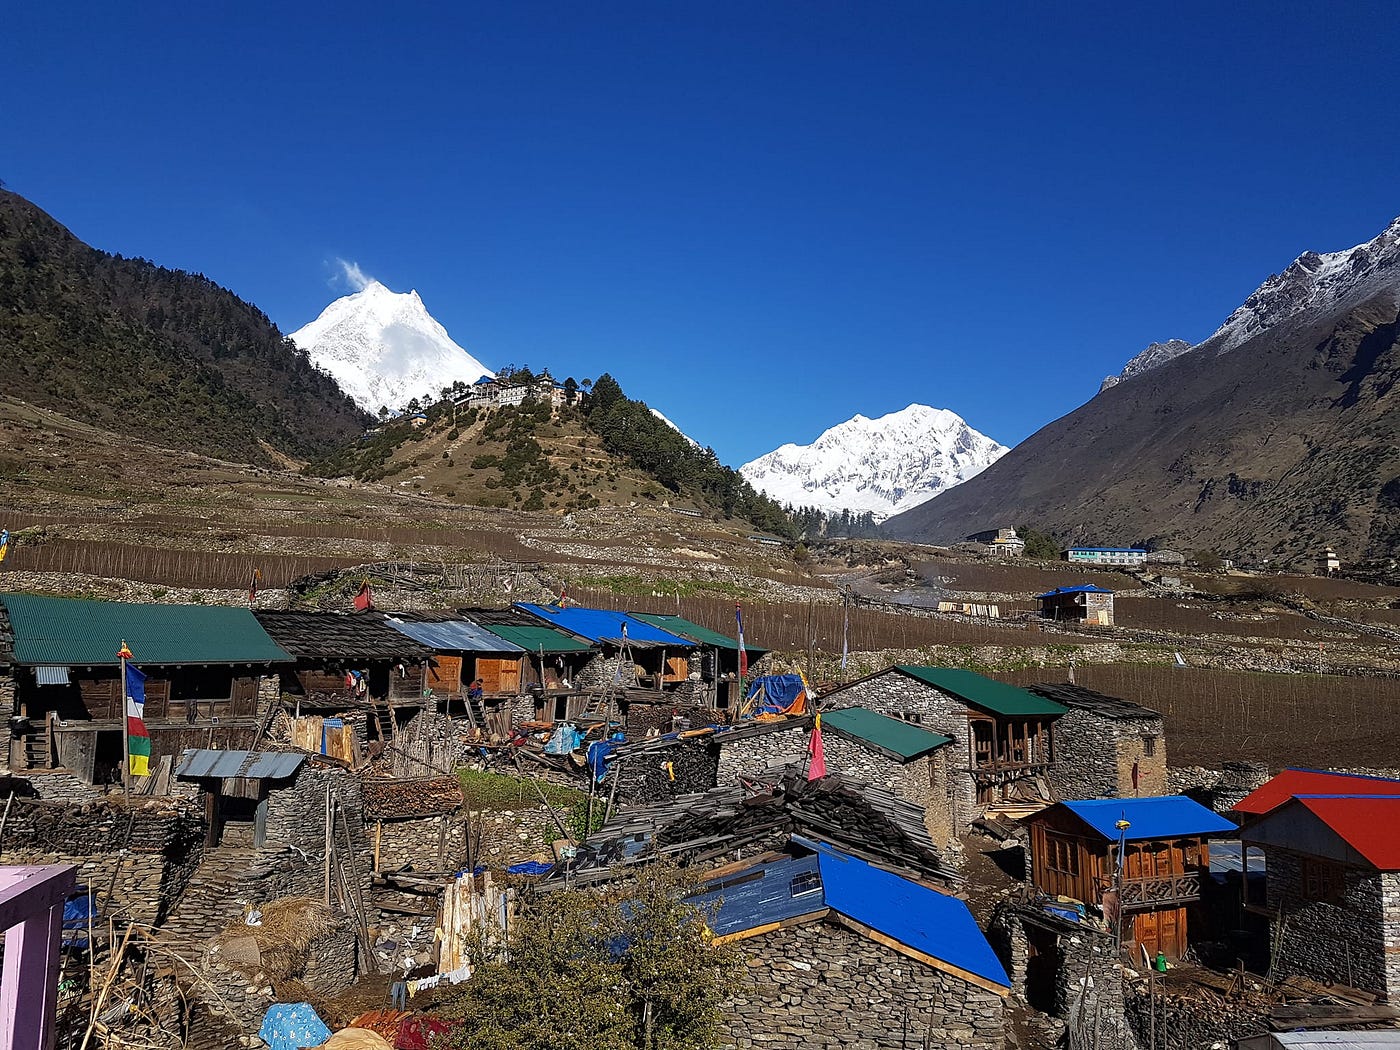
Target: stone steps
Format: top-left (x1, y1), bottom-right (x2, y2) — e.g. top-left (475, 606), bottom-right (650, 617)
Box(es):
top-left (157, 844), bottom-right (263, 950)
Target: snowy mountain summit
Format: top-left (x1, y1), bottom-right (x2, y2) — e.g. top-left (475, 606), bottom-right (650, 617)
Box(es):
top-left (290, 280), bottom-right (492, 413)
top-left (1100, 216), bottom-right (1400, 393)
top-left (740, 405), bottom-right (1007, 520)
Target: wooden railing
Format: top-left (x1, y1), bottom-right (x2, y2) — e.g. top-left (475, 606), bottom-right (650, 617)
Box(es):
top-left (1110, 871), bottom-right (1202, 909)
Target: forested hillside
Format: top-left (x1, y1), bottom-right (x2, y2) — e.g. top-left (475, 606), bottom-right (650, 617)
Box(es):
top-left (0, 189), bottom-right (367, 464)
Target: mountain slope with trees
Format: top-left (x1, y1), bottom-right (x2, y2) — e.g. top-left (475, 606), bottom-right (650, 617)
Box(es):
top-left (0, 188), bottom-right (367, 465)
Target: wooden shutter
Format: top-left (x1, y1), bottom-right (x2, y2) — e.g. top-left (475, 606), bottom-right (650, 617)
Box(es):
top-left (428, 656), bottom-right (463, 694)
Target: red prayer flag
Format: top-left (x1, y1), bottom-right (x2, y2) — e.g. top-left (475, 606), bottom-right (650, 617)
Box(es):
top-left (353, 581), bottom-right (373, 611)
top-left (807, 713), bottom-right (827, 781)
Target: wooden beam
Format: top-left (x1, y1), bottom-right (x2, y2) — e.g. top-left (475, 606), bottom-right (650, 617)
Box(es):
top-left (711, 908), bottom-right (829, 945)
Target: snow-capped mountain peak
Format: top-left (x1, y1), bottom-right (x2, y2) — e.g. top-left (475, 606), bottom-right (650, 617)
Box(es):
top-left (291, 281), bottom-right (492, 413)
top-left (739, 404), bottom-right (1007, 521)
top-left (1099, 216), bottom-right (1400, 394)
top-left (650, 408), bottom-right (701, 449)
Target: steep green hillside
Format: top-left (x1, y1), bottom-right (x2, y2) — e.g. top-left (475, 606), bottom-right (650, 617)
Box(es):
top-left (0, 189), bottom-right (367, 464)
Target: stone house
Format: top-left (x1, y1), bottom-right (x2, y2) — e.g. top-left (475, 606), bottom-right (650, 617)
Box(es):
top-left (361, 774), bottom-right (466, 874)
top-left (1234, 769), bottom-right (1400, 998)
top-left (254, 610), bottom-right (436, 741)
top-left (695, 840), bottom-right (1008, 1050)
top-left (0, 593), bottom-right (288, 785)
top-left (818, 706), bottom-right (958, 852)
top-left (629, 611), bottom-right (767, 712)
top-left (1025, 796), bottom-right (1235, 960)
top-left (1028, 682), bottom-right (1166, 799)
top-left (1037, 584), bottom-right (1116, 626)
top-left (820, 666), bottom-right (1067, 830)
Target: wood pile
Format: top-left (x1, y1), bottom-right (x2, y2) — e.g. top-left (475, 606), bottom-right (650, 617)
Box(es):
top-left (362, 776), bottom-right (463, 820)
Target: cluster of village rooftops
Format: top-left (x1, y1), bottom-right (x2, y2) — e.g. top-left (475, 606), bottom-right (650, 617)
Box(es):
top-left (2, 591), bottom-right (1398, 1049)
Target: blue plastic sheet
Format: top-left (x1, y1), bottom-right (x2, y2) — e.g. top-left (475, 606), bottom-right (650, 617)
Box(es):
top-left (258, 1003), bottom-right (331, 1050)
top-left (61, 892), bottom-right (98, 948)
top-left (544, 723), bottom-right (585, 755)
top-left (507, 860), bottom-right (554, 876)
top-left (746, 674), bottom-right (807, 715)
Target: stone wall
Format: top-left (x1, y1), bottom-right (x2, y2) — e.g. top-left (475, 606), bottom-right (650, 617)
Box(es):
top-left (260, 766), bottom-right (371, 901)
top-left (0, 674), bottom-right (14, 720)
top-left (0, 797), bottom-right (206, 925)
top-left (373, 814), bottom-right (468, 873)
top-left (14, 771), bottom-right (105, 803)
top-left (719, 918), bottom-right (1005, 1050)
top-left (715, 725), bottom-right (809, 786)
top-left (472, 805), bottom-right (571, 867)
top-left (1266, 847), bottom-right (1395, 997)
top-left (1050, 709), bottom-right (1166, 800)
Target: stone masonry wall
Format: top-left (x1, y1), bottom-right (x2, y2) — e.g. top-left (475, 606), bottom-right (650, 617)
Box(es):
top-left (715, 725), bottom-right (809, 786)
top-left (1267, 848), bottom-right (1391, 997)
top-left (720, 919), bottom-right (1005, 1050)
top-left (373, 815), bottom-right (468, 874)
top-left (1049, 709), bottom-right (1166, 801)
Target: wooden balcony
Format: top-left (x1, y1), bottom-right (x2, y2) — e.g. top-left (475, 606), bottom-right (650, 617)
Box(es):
top-left (1109, 871), bottom-right (1202, 910)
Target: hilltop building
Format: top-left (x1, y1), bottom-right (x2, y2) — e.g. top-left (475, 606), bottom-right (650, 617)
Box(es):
top-left (1063, 547), bottom-right (1147, 568)
top-left (1316, 546), bottom-right (1341, 576)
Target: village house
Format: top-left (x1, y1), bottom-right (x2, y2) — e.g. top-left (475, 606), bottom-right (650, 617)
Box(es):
top-left (696, 839), bottom-right (1008, 1050)
top-left (1233, 769), bottom-right (1400, 999)
top-left (1063, 546), bottom-right (1148, 568)
top-left (1029, 682), bottom-right (1166, 799)
top-left (513, 603), bottom-right (699, 698)
top-left (361, 774), bottom-right (466, 875)
top-left (1024, 796), bottom-right (1235, 959)
top-left (967, 527), bottom-right (1026, 557)
top-left (459, 605), bottom-right (599, 723)
top-left (0, 593), bottom-right (289, 789)
top-left (629, 611), bottom-right (768, 711)
top-left (379, 611), bottom-right (526, 735)
top-left (253, 610), bottom-right (435, 742)
top-left (1037, 584), bottom-right (1116, 626)
top-left (820, 666), bottom-right (1067, 830)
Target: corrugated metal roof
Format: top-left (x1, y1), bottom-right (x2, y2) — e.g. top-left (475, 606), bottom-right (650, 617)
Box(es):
top-left (514, 604), bottom-right (696, 648)
top-left (691, 853), bottom-right (824, 938)
top-left (1036, 585), bottom-right (1115, 598)
top-left (1238, 1028), bottom-right (1400, 1048)
top-left (1232, 768), bottom-right (1400, 816)
top-left (893, 666), bottom-right (1068, 718)
top-left (1065, 548), bottom-right (1147, 554)
top-left (34, 666), bottom-right (71, 687)
top-left (478, 624), bottom-right (594, 653)
top-left (1294, 795), bottom-right (1400, 870)
top-left (1028, 682), bottom-right (1161, 721)
top-left (174, 749), bottom-right (306, 780)
top-left (383, 617), bottom-right (525, 653)
top-left (820, 707), bottom-right (952, 761)
top-left (1, 593), bottom-right (292, 667)
top-left (630, 612), bottom-right (768, 656)
top-left (1052, 797), bottom-right (1237, 842)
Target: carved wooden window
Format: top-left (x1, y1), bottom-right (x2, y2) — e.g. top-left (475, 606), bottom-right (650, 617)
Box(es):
top-left (1301, 856), bottom-right (1344, 903)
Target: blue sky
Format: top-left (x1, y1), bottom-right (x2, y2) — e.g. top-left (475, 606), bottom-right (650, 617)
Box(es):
top-left (5, 2), bottom-right (1400, 464)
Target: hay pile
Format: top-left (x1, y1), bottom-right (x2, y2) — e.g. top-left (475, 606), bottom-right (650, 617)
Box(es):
top-left (208, 897), bottom-right (342, 983)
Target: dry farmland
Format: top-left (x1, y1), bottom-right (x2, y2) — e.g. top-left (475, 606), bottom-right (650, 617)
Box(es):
top-left (999, 663), bottom-right (1400, 770)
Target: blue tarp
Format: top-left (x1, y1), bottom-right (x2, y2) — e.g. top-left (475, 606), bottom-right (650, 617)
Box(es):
top-left (746, 674), bottom-right (806, 715)
top-left (544, 723), bottom-right (585, 755)
top-left (258, 1003), bottom-right (330, 1050)
top-left (587, 737), bottom-right (624, 782)
top-left (513, 604), bottom-right (694, 647)
top-left (62, 892), bottom-right (98, 947)
top-left (507, 860), bottom-right (555, 876)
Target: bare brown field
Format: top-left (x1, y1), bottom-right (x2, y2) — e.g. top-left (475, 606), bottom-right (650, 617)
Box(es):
top-left (1186, 571), bottom-right (1400, 604)
top-left (1113, 596), bottom-right (1357, 641)
top-left (999, 663), bottom-right (1400, 769)
top-left (1, 539), bottom-right (359, 589)
top-left (916, 559), bottom-right (1139, 595)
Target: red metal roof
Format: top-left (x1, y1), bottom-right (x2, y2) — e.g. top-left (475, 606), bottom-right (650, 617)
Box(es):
top-left (1231, 768), bottom-right (1400, 816)
top-left (1293, 795), bottom-right (1400, 870)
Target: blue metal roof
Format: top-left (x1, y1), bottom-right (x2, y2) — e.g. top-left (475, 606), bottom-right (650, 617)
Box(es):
top-left (513, 604), bottom-right (695, 647)
top-left (383, 617), bottom-right (525, 653)
top-left (1058, 796), bottom-right (1237, 842)
top-left (693, 840), bottom-right (1009, 990)
top-left (1036, 585), bottom-right (1116, 598)
top-left (1066, 547), bottom-right (1147, 553)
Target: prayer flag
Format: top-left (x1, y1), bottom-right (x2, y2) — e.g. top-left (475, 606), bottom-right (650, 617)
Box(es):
top-left (0, 528), bottom-right (9, 564)
top-left (736, 604), bottom-right (748, 679)
top-left (807, 712), bottom-right (827, 781)
top-left (125, 662), bottom-right (151, 777)
top-left (248, 568), bottom-right (262, 606)
top-left (353, 580), bottom-right (373, 611)
top-left (558, 583), bottom-right (568, 608)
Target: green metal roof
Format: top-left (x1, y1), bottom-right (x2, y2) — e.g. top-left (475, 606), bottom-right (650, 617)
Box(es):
top-left (479, 624), bottom-right (594, 653)
top-left (894, 666), bottom-right (1068, 718)
top-left (1, 593), bottom-right (291, 666)
top-left (630, 612), bottom-right (768, 656)
top-left (821, 707), bottom-right (953, 761)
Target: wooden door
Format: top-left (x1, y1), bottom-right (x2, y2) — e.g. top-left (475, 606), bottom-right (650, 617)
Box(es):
top-left (429, 655), bottom-right (463, 694)
top-left (665, 657), bottom-right (689, 683)
top-left (1134, 907), bottom-right (1186, 959)
top-left (476, 658), bottom-right (521, 695)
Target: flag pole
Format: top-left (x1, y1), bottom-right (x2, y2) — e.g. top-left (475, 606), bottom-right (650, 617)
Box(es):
top-left (119, 641), bottom-right (131, 803)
